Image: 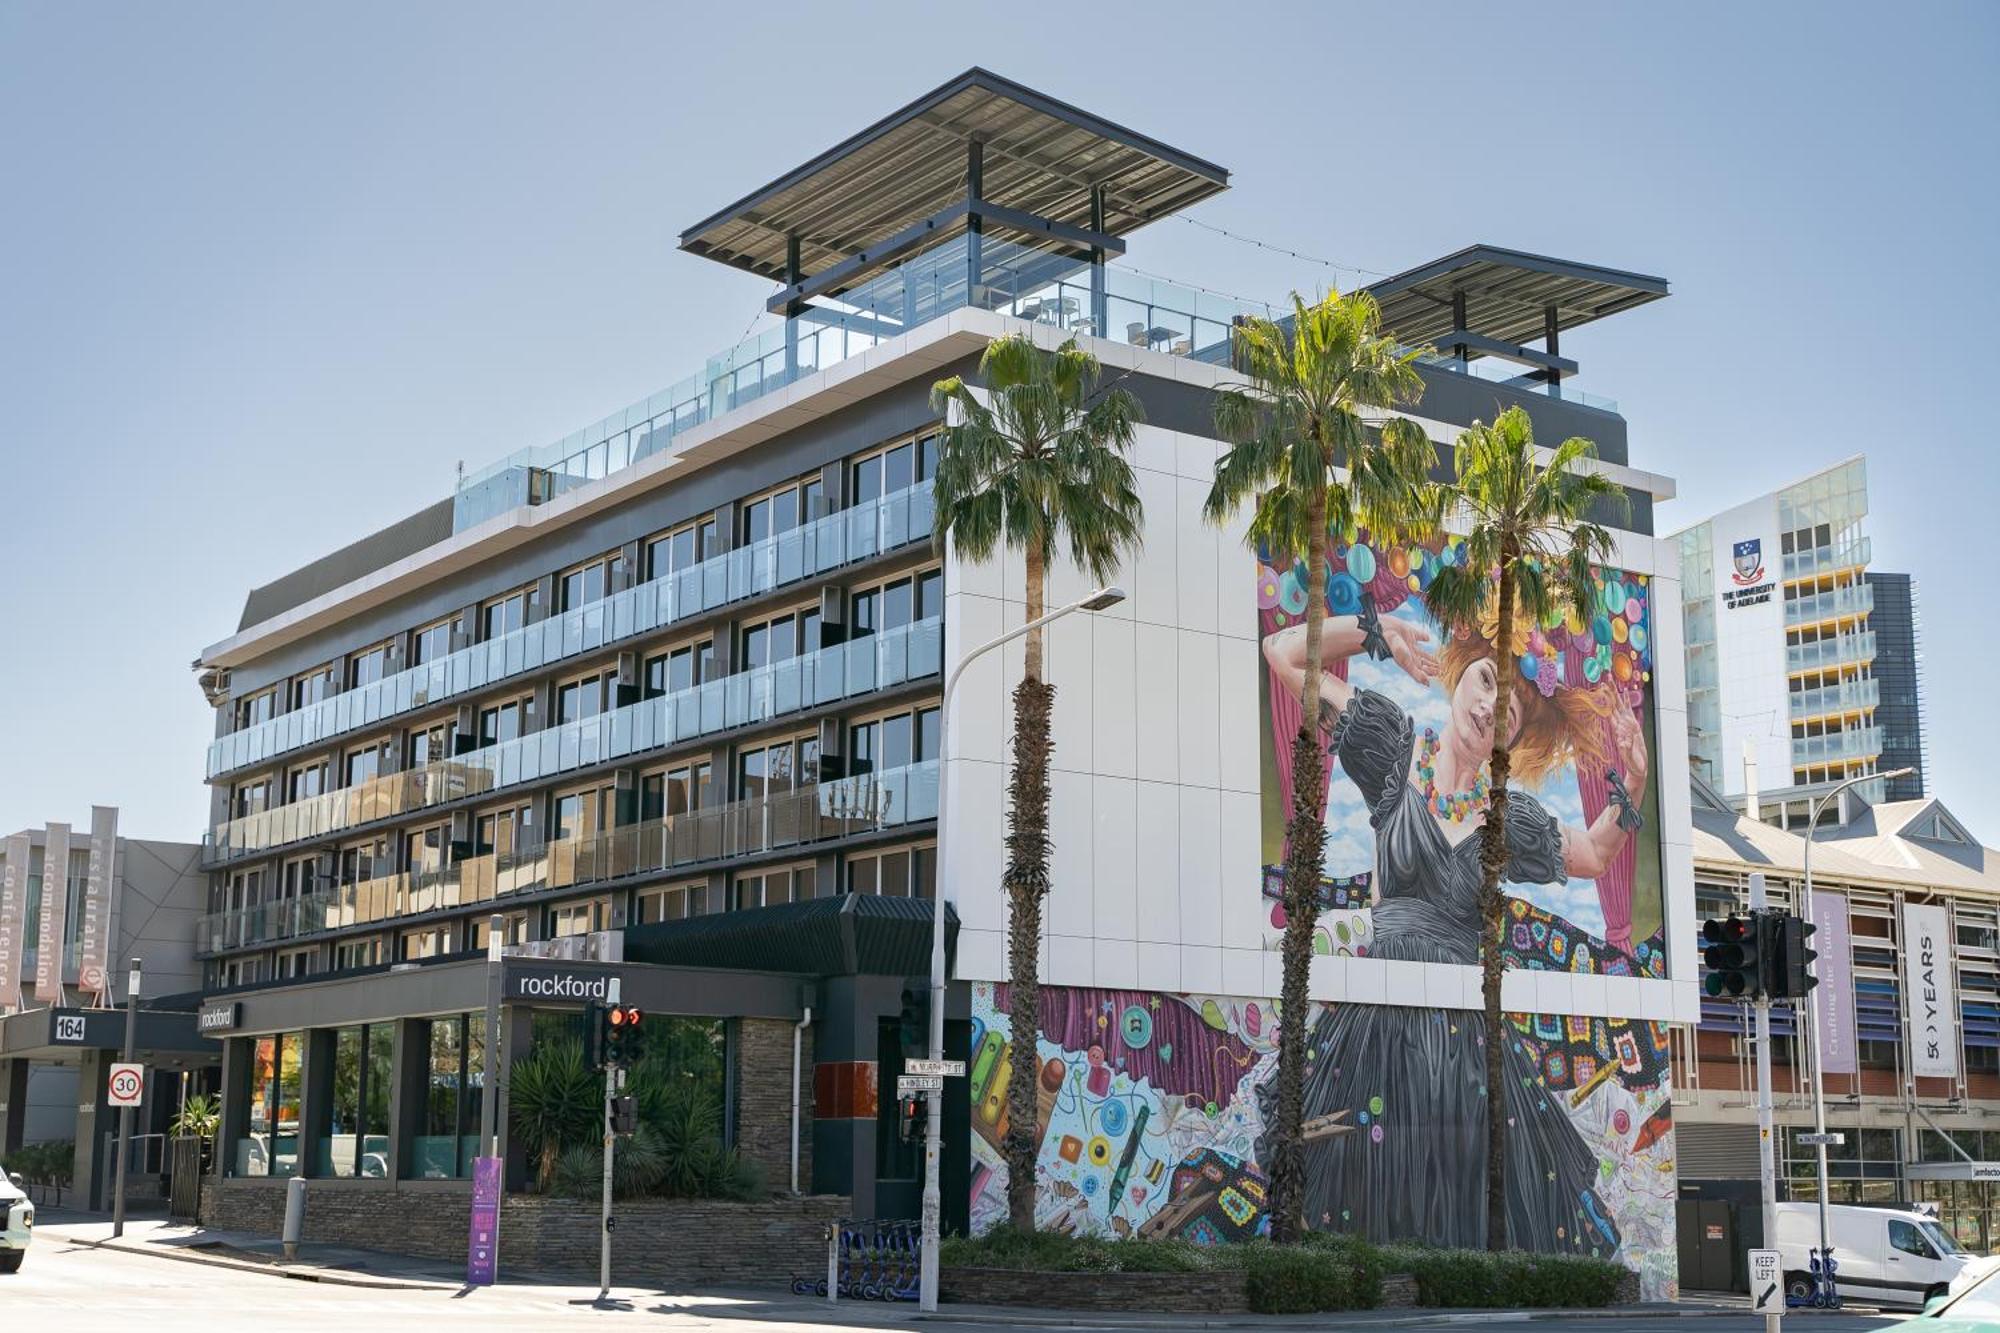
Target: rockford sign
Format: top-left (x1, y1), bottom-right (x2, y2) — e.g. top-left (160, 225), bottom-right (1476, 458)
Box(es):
top-left (504, 961), bottom-right (624, 1003)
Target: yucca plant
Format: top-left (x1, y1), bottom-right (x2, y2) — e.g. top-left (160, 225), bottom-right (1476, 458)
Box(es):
top-left (507, 1038), bottom-right (600, 1191)
top-left (1421, 404), bottom-right (1627, 1249)
top-left (932, 333), bottom-right (1144, 1231)
top-left (1205, 290), bottom-right (1439, 1243)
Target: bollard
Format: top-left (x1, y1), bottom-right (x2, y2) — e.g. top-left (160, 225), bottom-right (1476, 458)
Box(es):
top-left (281, 1177), bottom-right (307, 1262)
top-left (826, 1221), bottom-right (839, 1304)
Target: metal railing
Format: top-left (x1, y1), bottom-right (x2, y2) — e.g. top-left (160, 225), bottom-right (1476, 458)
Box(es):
top-left (203, 616), bottom-right (942, 865)
top-left (197, 759), bottom-right (939, 951)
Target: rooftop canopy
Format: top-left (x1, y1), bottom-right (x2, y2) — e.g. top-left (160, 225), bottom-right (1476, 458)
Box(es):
top-left (1366, 244), bottom-right (1669, 360)
top-left (679, 67), bottom-right (1228, 312)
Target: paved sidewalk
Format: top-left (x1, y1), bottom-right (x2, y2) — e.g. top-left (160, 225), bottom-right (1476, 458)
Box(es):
top-left (36, 1209), bottom-right (464, 1290)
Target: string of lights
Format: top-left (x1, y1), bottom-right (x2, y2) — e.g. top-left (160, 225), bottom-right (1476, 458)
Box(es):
top-left (1176, 213), bottom-right (1391, 285)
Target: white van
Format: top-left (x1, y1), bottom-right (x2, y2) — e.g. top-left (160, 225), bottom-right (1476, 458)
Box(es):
top-left (1774, 1201), bottom-right (1971, 1308)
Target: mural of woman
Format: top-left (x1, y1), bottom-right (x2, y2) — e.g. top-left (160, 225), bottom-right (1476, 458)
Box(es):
top-left (1256, 603), bottom-right (1648, 1252)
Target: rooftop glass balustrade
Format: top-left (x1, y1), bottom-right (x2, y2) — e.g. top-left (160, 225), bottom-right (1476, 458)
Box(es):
top-left (203, 615), bottom-right (942, 865)
top-left (210, 481), bottom-right (934, 780)
top-left (196, 758), bottom-right (939, 954)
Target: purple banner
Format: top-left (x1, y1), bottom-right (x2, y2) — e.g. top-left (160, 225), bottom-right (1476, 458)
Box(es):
top-left (467, 1154), bottom-right (502, 1285)
top-left (1813, 891), bottom-right (1856, 1076)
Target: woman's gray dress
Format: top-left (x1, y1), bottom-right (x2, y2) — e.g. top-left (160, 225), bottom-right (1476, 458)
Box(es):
top-left (1259, 688), bottom-right (1619, 1255)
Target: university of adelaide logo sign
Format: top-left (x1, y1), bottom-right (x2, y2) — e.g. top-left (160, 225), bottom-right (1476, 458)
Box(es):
top-left (1723, 537), bottom-right (1775, 610)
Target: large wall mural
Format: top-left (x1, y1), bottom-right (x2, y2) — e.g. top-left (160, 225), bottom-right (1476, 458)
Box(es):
top-left (963, 535), bottom-right (1679, 1301)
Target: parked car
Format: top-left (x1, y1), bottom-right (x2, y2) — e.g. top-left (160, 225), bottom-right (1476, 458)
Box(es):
top-left (0, 1170), bottom-right (33, 1273)
top-left (1919, 1255), bottom-right (2000, 1329)
top-left (1776, 1201), bottom-right (1971, 1309)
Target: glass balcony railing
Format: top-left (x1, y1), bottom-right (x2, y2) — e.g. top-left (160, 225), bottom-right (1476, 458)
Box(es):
top-left (1791, 726), bottom-right (1882, 767)
top-left (1786, 631), bottom-right (1876, 675)
top-left (1790, 677), bottom-right (1880, 720)
top-left (1783, 581), bottom-right (1873, 628)
top-left (195, 759), bottom-right (939, 953)
top-left (209, 481), bottom-right (935, 780)
top-left (1782, 535), bottom-right (1871, 583)
top-left (202, 615), bottom-right (944, 865)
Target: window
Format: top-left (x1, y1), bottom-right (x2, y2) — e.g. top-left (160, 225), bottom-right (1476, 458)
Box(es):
top-left (411, 617), bottom-right (455, 666)
top-left (731, 863), bottom-right (814, 910)
top-left (285, 761), bottom-right (326, 804)
top-left (278, 857), bottom-right (316, 903)
top-left (481, 587), bottom-right (530, 642)
top-left (407, 720), bottom-right (453, 770)
top-left (740, 607), bottom-right (817, 670)
top-left (550, 896), bottom-right (612, 938)
top-left (737, 734), bottom-right (818, 802)
top-left (231, 777), bottom-right (272, 819)
top-left (399, 924), bottom-right (450, 960)
top-left (290, 665), bottom-right (336, 710)
top-left (644, 519), bottom-right (715, 584)
top-left (739, 474), bottom-right (819, 546)
top-left (404, 825), bottom-right (446, 875)
top-left (553, 785), bottom-right (610, 843)
top-left (275, 947), bottom-right (315, 979)
top-left (234, 688), bottom-right (275, 731)
top-left (643, 639), bottom-right (714, 699)
top-left (474, 803), bottom-right (535, 857)
top-left (332, 937), bottom-right (382, 971)
top-left (476, 696), bottom-right (530, 750)
top-left (348, 642), bottom-right (391, 689)
top-left (410, 1015), bottom-right (484, 1179)
top-left (853, 567), bottom-right (942, 636)
top-left (467, 912), bottom-right (528, 950)
top-left (319, 1023), bottom-right (393, 1178)
top-left (848, 705), bottom-right (941, 777)
top-left (635, 882), bottom-right (707, 924)
top-left (850, 433), bottom-right (937, 504)
top-left (1890, 1218), bottom-right (1937, 1259)
top-left (336, 837), bottom-right (389, 888)
top-left (846, 843), bottom-right (937, 899)
top-left (640, 763), bottom-right (709, 821)
top-left (555, 671), bottom-right (611, 724)
top-left (344, 739), bottom-right (390, 788)
top-left (558, 553), bottom-right (623, 612)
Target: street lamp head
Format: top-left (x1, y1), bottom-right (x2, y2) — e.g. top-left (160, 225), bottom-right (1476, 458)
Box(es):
top-left (1078, 585), bottom-right (1126, 612)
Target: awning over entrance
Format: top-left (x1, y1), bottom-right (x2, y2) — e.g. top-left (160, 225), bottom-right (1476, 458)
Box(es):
top-left (0, 1004), bottom-right (214, 1064)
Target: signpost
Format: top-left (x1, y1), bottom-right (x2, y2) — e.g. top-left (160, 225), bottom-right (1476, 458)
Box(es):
top-left (467, 1155), bottom-right (502, 1286)
top-left (1750, 1248), bottom-right (1782, 1319)
top-left (897, 1074), bottom-right (944, 1096)
top-left (111, 957), bottom-right (140, 1238)
top-left (1798, 1132), bottom-right (1845, 1147)
top-left (903, 1059), bottom-right (964, 1078)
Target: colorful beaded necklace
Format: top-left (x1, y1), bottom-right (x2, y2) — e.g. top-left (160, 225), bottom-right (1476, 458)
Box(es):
top-left (1416, 728), bottom-right (1490, 822)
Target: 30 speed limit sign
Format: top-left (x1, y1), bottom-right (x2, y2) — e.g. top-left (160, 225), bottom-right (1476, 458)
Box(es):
top-left (107, 1062), bottom-right (145, 1108)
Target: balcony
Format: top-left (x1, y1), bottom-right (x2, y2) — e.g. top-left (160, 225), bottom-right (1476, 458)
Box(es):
top-left (195, 759), bottom-right (940, 954)
top-left (208, 480), bottom-right (935, 780)
top-left (202, 615), bottom-right (943, 865)
top-left (1782, 535), bottom-right (1871, 583)
top-left (1786, 631), bottom-right (1876, 675)
top-left (1790, 677), bottom-right (1880, 721)
top-left (1784, 581), bottom-right (1873, 629)
top-left (1790, 726), bottom-right (1882, 768)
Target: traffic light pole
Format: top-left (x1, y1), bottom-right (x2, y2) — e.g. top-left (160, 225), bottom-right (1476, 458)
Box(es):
top-left (1749, 877), bottom-right (1780, 1333)
top-left (599, 977), bottom-right (620, 1301)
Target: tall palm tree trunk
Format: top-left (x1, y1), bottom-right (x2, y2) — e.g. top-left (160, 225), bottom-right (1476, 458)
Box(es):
top-left (1479, 552), bottom-right (1516, 1252)
top-left (1270, 491), bottom-right (1330, 1245)
top-left (1005, 541), bottom-right (1054, 1231)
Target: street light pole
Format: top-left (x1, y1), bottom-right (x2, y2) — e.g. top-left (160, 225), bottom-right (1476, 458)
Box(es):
top-left (112, 956), bottom-right (140, 1238)
top-left (919, 584), bottom-right (1126, 1314)
top-left (1800, 766), bottom-right (1912, 1298)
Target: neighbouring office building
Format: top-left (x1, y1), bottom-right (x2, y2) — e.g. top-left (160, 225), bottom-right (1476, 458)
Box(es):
top-left (190, 69), bottom-right (1692, 1296)
top-left (1674, 457), bottom-right (1932, 827)
top-left (1675, 778), bottom-right (2000, 1287)
top-left (0, 812), bottom-right (216, 1209)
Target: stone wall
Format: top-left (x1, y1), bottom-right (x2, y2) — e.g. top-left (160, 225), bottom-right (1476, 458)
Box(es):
top-left (733, 1017), bottom-right (812, 1192)
top-left (938, 1266), bottom-right (1251, 1313)
top-left (201, 1180), bottom-right (844, 1287)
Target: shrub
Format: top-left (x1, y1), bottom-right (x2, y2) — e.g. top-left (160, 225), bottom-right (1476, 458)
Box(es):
top-left (4, 1141), bottom-right (74, 1186)
top-left (1394, 1247), bottom-right (1626, 1308)
top-left (508, 1039), bottom-right (600, 1192)
top-left (940, 1226), bottom-right (1208, 1274)
top-left (1223, 1242), bottom-right (1357, 1314)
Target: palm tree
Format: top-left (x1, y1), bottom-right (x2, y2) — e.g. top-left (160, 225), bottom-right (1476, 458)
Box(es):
top-left (1204, 291), bottom-right (1439, 1243)
top-left (931, 333), bottom-right (1144, 1232)
top-left (1421, 403), bottom-right (1626, 1251)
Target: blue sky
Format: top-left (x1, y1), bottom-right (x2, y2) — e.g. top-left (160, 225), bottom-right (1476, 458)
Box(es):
top-left (1, 2), bottom-right (1994, 840)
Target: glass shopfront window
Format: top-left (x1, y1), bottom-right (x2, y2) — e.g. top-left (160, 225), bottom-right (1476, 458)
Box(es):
top-left (234, 1033), bottom-right (303, 1177)
top-left (318, 1023), bottom-right (393, 1178)
top-left (410, 1014), bottom-right (485, 1179)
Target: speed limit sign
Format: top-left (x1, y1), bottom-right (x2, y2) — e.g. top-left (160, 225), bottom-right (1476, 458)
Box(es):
top-left (107, 1062), bottom-right (145, 1108)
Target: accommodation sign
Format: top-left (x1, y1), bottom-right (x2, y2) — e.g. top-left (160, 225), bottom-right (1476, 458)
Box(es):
top-left (77, 806), bottom-right (118, 999)
top-left (33, 823), bottom-right (71, 999)
top-left (1902, 902), bottom-right (1958, 1079)
top-left (0, 832), bottom-right (29, 1010)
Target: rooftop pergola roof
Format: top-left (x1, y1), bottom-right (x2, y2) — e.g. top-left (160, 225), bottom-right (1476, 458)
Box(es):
top-left (1366, 244), bottom-right (1669, 350)
top-left (678, 68), bottom-right (1229, 286)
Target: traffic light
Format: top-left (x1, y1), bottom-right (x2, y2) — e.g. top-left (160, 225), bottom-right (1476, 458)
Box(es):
top-left (897, 983), bottom-right (929, 1056)
top-left (584, 1001), bottom-right (607, 1071)
top-left (610, 1094), bottom-right (638, 1136)
top-left (1775, 914), bottom-right (1820, 999)
top-left (605, 1004), bottom-right (645, 1067)
top-left (896, 1093), bottom-right (926, 1145)
top-left (1703, 913), bottom-right (1775, 999)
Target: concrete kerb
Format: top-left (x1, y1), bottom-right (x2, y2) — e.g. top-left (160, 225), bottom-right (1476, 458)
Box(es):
top-left (905, 1311), bottom-right (1754, 1330)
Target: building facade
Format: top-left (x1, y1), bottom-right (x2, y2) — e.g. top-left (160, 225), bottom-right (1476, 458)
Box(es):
top-left (0, 813), bottom-right (214, 1208)
top-left (1866, 571), bottom-right (1927, 802)
top-left (188, 69), bottom-right (1690, 1295)
top-left (1677, 780), bottom-right (2000, 1270)
top-left (1675, 457), bottom-right (1930, 827)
